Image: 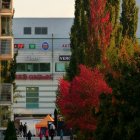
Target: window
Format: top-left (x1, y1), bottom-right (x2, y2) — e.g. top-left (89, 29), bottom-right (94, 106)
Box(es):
top-left (26, 87), bottom-right (39, 108)
top-left (16, 63), bottom-right (26, 72)
top-left (2, 0), bottom-right (11, 9)
top-left (0, 39), bottom-right (11, 54)
top-left (1, 16), bottom-right (11, 36)
top-left (0, 84), bottom-right (12, 102)
top-left (24, 27), bottom-right (31, 35)
top-left (17, 63), bottom-right (51, 72)
top-left (55, 62), bottom-right (68, 72)
top-left (35, 27), bottom-right (48, 35)
top-left (40, 63), bottom-right (50, 72)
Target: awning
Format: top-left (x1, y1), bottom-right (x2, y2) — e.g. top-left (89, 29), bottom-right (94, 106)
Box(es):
top-left (35, 115), bottom-right (54, 128)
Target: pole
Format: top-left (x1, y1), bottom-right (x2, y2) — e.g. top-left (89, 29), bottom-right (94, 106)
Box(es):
top-left (52, 33), bottom-right (54, 80)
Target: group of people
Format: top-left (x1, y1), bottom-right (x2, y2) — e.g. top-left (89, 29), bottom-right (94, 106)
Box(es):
top-left (19, 122), bottom-right (32, 140)
top-left (18, 122), bottom-right (74, 140)
top-left (19, 122), bottom-right (27, 137)
top-left (39, 123), bottom-right (56, 140)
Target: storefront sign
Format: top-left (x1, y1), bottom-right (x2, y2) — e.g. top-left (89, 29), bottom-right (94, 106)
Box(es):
top-left (29, 44), bottom-right (36, 49)
top-left (62, 44), bottom-right (70, 48)
top-left (59, 55), bottom-right (71, 61)
top-left (25, 56), bottom-right (39, 61)
top-left (14, 44), bottom-right (24, 49)
top-left (16, 74), bottom-right (52, 80)
top-left (42, 42), bottom-right (49, 50)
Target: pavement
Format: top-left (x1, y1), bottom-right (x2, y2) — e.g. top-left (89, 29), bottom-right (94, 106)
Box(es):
top-left (18, 136), bottom-right (70, 140)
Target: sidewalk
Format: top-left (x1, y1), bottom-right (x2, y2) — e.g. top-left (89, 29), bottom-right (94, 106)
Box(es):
top-left (18, 136), bottom-right (70, 140)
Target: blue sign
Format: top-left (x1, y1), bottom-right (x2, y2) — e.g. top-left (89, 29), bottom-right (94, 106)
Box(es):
top-left (42, 42), bottom-right (49, 50)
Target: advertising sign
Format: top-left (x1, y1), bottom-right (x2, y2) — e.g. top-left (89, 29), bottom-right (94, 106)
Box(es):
top-left (59, 55), bottom-right (71, 61)
top-left (42, 42), bottom-right (49, 50)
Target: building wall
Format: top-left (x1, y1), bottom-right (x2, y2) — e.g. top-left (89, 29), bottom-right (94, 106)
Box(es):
top-left (13, 18), bottom-right (73, 119)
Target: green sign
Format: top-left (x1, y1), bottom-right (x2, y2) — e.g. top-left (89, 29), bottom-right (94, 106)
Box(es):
top-left (29, 44), bottom-right (36, 49)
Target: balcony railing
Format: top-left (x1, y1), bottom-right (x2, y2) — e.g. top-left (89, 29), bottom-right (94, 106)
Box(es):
top-left (0, 83), bottom-right (12, 104)
top-left (0, 39), bottom-right (11, 54)
top-left (1, 16), bottom-right (12, 36)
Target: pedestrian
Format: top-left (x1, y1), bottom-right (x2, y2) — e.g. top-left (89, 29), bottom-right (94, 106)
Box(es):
top-left (27, 130), bottom-right (32, 140)
top-left (23, 122), bottom-right (27, 139)
top-left (50, 128), bottom-right (55, 140)
top-left (19, 122), bottom-right (23, 137)
top-left (39, 131), bottom-right (43, 140)
top-left (45, 128), bottom-right (49, 140)
top-left (50, 123), bottom-right (55, 130)
top-left (60, 129), bottom-right (63, 140)
top-left (70, 128), bottom-right (73, 140)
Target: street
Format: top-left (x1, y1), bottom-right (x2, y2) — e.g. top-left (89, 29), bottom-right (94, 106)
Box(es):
top-left (18, 136), bottom-right (70, 140)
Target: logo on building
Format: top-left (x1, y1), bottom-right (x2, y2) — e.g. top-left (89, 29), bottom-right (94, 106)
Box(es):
top-left (42, 42), bottom-right (49, 50)
top-left (59, 55), bottom-right (71, 61)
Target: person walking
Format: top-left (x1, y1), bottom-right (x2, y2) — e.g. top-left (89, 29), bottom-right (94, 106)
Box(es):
top-left (19, 122), bottom-right (23, 137)
top-left (60, 129), bottom-right (63, 140)
top-left (70, 128), bottom-right (73, 140)
top-left (27, 130), bottom-right (32, 140)
top-left (23, 122), bottom-right (27, 138)
top-left (45, 128), bottom-right (49, 140)
top-left (39, 131), bottom-right (43, 140)
top-left (50, 128), bottom-right (55, 140)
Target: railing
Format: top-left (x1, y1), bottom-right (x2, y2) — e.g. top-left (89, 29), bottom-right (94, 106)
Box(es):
top-left (0, 39), bottom-right (11, 55)
top-left (0, 83), bottom-right (12, 104)
top-left (1, 16), bottom-right (12, 36)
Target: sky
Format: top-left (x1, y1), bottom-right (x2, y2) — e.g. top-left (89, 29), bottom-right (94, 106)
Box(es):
top-left (13, 0), bottom-right (75, 17)
top-left (13, 0), bottom-right (140, 37)
top-left (13, 0), bottom-right (140, 18)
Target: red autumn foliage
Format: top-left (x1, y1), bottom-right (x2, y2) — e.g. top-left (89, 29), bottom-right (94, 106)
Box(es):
top-left (56, 65), bottom-right (112, 132)
top-left (90, 0), bottom-right (112, 56)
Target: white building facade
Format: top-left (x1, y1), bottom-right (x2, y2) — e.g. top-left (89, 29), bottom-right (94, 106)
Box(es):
top-left (12, 18), bottom-right (73, 122)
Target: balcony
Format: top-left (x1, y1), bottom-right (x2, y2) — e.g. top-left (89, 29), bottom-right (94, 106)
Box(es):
top-left (0, 38), bottom-right (13, 60)
top-left (0, 0), bottom-right (14, 15)
top-left (1, 16), bottom-right (12, 36)
top-left (0, 83), bottom-right (13, 105)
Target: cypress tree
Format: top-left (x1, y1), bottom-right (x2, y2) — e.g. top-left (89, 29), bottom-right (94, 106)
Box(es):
top-left (95, 1), bottom-right (140, 139)
top-left (66, 0), bottom-right (89, 80)
top-left (4, 121), bottom-right (17, 140)
top-left (121, 0), bottom-right (138, 39)
top-left (106, 0), bottom-right (122, 65)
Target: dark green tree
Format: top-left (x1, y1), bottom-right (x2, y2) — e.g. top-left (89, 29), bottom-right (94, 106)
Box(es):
top-left (121, 0), bottom-right (138, 39)
top-left (2, 52), bottom-right (17, 83)
top-left (95, 54), bottom-right (140, 140)
top-left (66, 0), bottom-right (90, 80)
top-left (4, 120), bottom-right (17, 140)
top-left (95, 0), bottom-right (140, 139)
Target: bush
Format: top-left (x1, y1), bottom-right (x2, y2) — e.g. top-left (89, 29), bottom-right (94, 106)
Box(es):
top-left (4, 120), bottom-right (17, 140)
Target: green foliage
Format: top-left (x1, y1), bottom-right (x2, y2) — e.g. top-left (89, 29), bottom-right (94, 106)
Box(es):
top-left (121, 0), bottom-right (138, 39)
top-left (1, 52), bottom-right (17, 83)
top-left (0, 52), bottom-right (18, 127)
top-left (66, 0), bottom-right (89, 81)
top-left (95, 0), bottom-right (140, 140)
top-left (0, 106), bottom-right (11, 127)
top-left (63, 0), bottom-right (139, 140)
top-left (95, 55), bottom-right (140, 140)
top-left (4, 121), bottom-right (17, 140)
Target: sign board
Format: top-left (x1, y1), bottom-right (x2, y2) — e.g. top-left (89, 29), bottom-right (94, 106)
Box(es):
top-left (42, 42), bottom-right (49, 50)
top-left (16, 74), bottom-right (52, 80)
top-left (59, 55), bottom-right (71, 61)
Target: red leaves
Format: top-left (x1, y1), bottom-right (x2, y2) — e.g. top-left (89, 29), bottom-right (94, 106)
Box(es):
top-left (90, 0), bottom-right (112, 55)
top-left (56, 65), bottom-right (112, 132)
